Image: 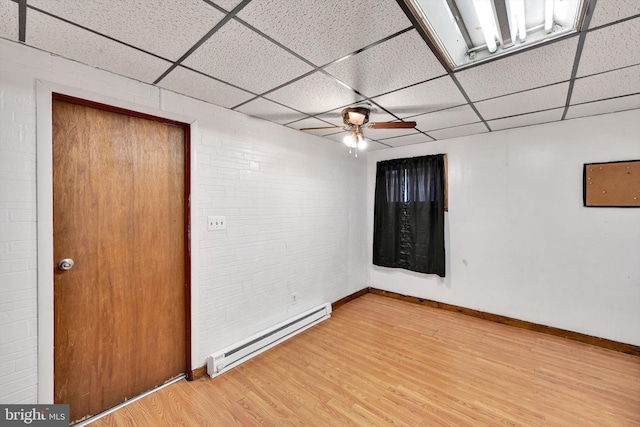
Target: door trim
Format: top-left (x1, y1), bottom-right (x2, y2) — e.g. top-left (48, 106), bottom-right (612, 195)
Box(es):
top-left (36, 81), bottom-right (197, 403)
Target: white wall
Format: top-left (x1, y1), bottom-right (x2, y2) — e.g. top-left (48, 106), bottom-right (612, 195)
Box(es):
top-left (367, 110), bottom-right (640, 346)
top-left (0, 38), bottom-right (368, 403)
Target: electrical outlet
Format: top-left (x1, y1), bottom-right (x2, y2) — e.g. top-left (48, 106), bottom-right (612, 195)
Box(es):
top-left (291, 292), bottom-right (298, 305)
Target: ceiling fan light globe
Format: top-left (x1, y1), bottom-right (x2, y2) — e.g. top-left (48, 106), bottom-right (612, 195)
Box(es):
top-left (348, 111), bottom-right (367, 126)
top-left (343, 134), bottom-right (357, 148)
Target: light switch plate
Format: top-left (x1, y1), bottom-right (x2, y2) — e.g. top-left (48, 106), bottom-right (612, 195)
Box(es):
top-left (208, 216), bottom-right (226, 230)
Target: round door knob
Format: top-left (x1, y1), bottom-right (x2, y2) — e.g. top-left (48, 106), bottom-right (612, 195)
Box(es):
top-left (57, 258), bottom-right (74, 271)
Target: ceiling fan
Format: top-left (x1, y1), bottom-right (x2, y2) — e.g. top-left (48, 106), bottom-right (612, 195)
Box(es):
top-left (300, 103), bottom-right (416, 155)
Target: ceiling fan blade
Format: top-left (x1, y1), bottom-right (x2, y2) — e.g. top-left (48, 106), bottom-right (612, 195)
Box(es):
top-left (368, 121), bottom-right (416, 129)
top-left (299, 125), bottom-right (343, 131)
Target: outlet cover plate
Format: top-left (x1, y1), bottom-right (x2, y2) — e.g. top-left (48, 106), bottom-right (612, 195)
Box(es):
top-left (208, 216), bottom-right (226, 230)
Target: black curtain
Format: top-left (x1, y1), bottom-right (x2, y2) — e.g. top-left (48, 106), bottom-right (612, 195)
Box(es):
top-left (373, 154), bottom-right (445, 277)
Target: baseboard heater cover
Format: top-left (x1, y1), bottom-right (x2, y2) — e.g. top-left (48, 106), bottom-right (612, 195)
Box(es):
top-left (207, 303), bottom-right (331, 378)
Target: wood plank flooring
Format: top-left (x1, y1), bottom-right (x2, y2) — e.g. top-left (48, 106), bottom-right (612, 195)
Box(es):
top-left (90, 294), bottom-right (640, 426)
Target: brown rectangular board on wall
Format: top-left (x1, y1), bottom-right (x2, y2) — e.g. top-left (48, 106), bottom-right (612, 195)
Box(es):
top-left (584, 160), bottom-right (640, 207)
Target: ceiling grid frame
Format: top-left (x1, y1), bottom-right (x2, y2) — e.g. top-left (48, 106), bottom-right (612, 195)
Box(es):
top-left (561, 0), bottom-right (598, 120)
top-left (17, 0), bottom-right (25, 41)
top-left (153, 0), bottom-right (253, 84)
top-left (4, 0), bottom-right (638, 150)
top-left (25, 4), bottom-right (177, 64)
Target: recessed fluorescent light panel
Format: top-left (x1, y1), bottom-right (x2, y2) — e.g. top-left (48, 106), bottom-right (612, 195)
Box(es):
top-left (407, 0), bottom-right (588, 69)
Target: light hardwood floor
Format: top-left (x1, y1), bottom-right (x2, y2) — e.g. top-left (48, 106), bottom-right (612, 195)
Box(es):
top-left (91, 294), bottom-right (640, 426)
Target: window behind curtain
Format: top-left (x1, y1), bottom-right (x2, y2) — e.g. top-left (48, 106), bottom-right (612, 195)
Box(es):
top-left (373, 154), bottom-right (446, 277)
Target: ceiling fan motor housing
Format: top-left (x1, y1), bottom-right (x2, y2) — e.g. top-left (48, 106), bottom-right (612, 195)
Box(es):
top-left (342, 106), bottom-right (371, 126)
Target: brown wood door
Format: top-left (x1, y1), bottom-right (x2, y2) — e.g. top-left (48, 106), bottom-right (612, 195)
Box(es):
top-left (52, 99), bottom-right (188, 423)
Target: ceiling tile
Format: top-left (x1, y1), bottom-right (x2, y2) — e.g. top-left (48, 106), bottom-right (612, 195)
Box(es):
top-left (265, 72), bottom-right (364, 115)
top-left (488, 108), bottom-right (564, 131)
top-left (565, 94), bottom-right (640, 119)
top-left (589, 0), bottom-right (640, 28)
top-left (28, 0), bottom-right (225, 61)
top-left (429, 122), bottom-right (488, 140)
top-left (323, 30), bottom-right (446, 98)
top-left (577, 17), bottom-right (640, 77)
top-left (27, 10), bottom-right (172, 83)
top-left (208, 0), bottom-right (243, 12)
top-left (183, 20), bottom-right (313, 94)
top-left (1, 1), bottom-right (18, 41)
top-left (475, 82), bottom-right (570, 121)
top-left (571, 65), bottom-right (640, 104)
top-left (412, 104), bottom-right (481, 132)
top-left (235, 97), bottom-right (307, 125)
top-left (314, 111), bottom-right (348, 127)
top-left (236, 0), bottom-right (411, 66)
top-left (365, 141), bottom-right (389, 151)
top-left (379, 133), bottom-right (434, 147)
top-left (365, 126), bottom-right (417, 140)
top-left (286, 118), bottom-right (341, 136)
top-left (372, 76), bottom-right (467, 118)
top-left (325, 131), bottom-right (350, 143)
top-left (158, 66), bottom-right (254, 108)
top-left (455, 37), bottom-right (579, 101)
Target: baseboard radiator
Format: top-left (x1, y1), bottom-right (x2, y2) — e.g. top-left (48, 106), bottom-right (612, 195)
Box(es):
top-left (207, 303), bottom-right (331, 378)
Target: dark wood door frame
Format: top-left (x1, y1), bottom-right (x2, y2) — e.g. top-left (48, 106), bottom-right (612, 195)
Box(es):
top-left (52, 92), bottom-right (193, 381)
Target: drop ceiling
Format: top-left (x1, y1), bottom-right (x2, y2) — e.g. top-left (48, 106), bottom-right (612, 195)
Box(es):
top-left (1, 0), bottom-right (639, 150)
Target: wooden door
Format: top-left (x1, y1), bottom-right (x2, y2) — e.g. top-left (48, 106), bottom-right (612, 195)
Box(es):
top-left (52, 98), bottom-right (188, 423)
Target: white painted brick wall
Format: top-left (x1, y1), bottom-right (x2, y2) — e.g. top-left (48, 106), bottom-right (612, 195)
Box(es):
top-left (0, 38), bottom-right (368, 403)
top-left (195, 122), bottom-right (368, 360)
top-left (0, 44), bottom-right (39, 403)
